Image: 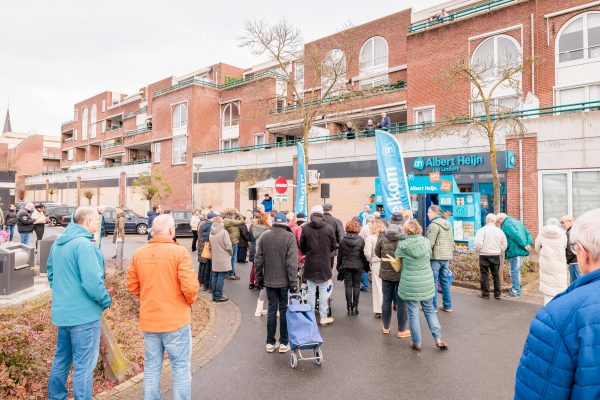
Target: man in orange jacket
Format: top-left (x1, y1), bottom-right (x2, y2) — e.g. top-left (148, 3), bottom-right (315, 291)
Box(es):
top-left (127, 214), bottom-right (199, 400)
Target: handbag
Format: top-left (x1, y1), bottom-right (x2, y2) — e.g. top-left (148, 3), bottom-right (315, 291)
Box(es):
top-left (201, 242), bottom-right (212, 259)
top-left (336, 269), bottom-right (345, 281)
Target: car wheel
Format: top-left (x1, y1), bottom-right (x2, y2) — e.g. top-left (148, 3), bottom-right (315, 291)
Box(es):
top-left (137, 224), bottom-right (148, 235)
top-left (48, 218), bottom-right (57, 227)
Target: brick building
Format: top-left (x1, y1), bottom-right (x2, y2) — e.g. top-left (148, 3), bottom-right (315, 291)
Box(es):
top-left (23, 0), bottom-right (600, 233)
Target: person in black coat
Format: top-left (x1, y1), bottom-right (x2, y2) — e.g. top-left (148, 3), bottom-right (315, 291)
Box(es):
top-left (323, 203), bottom-right (344, 269)
top-left (237, 217), bottom-right (250, 263)
top-left (337, 219), bottom-right (370, 316)
top-left (299, 206), bottom-right (337, 326)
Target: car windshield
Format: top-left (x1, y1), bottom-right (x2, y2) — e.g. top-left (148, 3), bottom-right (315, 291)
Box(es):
top-left (126, 211), bottom-right (142, 218)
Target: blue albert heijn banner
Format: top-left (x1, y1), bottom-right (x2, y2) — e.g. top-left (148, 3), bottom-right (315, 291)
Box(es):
top-left (294, 143), bottom-right (307, 215)
top-left (375, 130), bottom-right (412, 216)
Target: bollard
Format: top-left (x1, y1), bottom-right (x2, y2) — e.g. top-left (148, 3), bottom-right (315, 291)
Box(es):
top-left (116, 237), bottom-right (124, 270)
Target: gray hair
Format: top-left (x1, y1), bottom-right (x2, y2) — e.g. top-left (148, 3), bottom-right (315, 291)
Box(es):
top-left (152, 214), bottom-right (175, 235)
top-left (97, 205), bottom-right (106, 212)
top-left (225, 208), bottom-right (236, 217)
top-left (496, 213), bottom-right (507, 220)
top-left (373, 211), bottom-right (381, 217)
top-left (366, 214), bottom-right (376, 223)
top-left (570, 208), bottom-right (600, 262)
top-left (73, 206), bottom-right (98, 225)
top-left (26, 202), bottom-right (35, 209)
top-left (286, 212), bottom-right (296, 221)
top-left (486, 213), bottom-right (497, 223)
top-left (546, 218), bottom-right (561, 227)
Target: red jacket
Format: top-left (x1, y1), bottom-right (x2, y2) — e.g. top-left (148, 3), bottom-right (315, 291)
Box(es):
top-left (288, 220), bottom-right (304, 263)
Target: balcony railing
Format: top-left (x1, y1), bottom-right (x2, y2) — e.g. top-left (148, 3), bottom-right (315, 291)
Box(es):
top-left (63, 138), bottom-right (73, 143)
top-left (43, 154), bottom-right (61, 159)
top-left (193, 100), bottom-right (600, 157)
top-left (124, 108), bottom-right (148, 119)
top-left (61, 119), bottom-right (74, 126)
top-left (26, 159), bottom-right (151, 178)
top-left (124, 126), bottom-right (152, 136)
top-left (409, 0), bottom-right (519, 33)
top-left (106, 125), bottom-right (123, 132)
top-left (153, 70), bottom-right (289, 97)
top-left (61, 158), bottom-right (68, 161)
top-left (101, 141), bottom-right (123, 149)
top-left (269, 81), bottom-right (407, 114)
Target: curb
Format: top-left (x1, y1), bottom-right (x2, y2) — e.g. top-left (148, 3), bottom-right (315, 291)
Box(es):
top-left (452, 272), bottom-right (539, 292)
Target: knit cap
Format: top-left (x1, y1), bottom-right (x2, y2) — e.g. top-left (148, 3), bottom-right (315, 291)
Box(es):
top-left (311, 205), bottom-right (324, 214)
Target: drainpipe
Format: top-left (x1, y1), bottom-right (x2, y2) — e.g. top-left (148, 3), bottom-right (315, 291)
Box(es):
top-left (531, 14), bottom-right (535, 96)
top-left (519, 139), bottom-right (523, 222)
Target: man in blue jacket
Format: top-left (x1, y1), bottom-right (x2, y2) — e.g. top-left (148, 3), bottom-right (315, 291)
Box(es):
top-left (47, 206), bottom-right (112, 400)
top-left (261, 194), bottom-right (274, 213)
top-left (497, 213), bottom-right (533, 299)
top-left (377, 112), bottom-right (391, 130)
top-left (515, 208), bottom-right (600, 399)
top-left (147, 204), bottom-right (161, 240)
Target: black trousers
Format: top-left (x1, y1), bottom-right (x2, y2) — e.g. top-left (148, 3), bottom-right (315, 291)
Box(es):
top-left (198, 262), bottom-right (206, 285)
top-left (480, 255), bottom-right (501, 298)
top-left (344, 269), bottom-right (363, 304)
top-left (34, 224), bottom-right (45, 248)
top-left (191, 230), bottom-right (198, 252)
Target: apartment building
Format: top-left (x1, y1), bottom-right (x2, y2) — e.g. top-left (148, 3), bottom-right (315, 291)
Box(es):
top-left (23, 0), bottom-right (600, 231)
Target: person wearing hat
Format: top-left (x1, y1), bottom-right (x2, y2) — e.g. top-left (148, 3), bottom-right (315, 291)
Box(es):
top-left (300, 205), bottom-right (337, 326)
top-left (323, 203), bottom-right (344, 270)
top-left (296, 212), bottom-right (307, 227)
top-left (254, 212), bottom-right (299, 353)
top-left (31, 203), bottom-right (49, 249)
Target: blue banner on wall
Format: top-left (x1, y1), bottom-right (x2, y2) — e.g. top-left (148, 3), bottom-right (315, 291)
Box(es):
top-left (375, 130), bottom-right (412, 216)
top-left (294, 143), bottom-right (307, 215)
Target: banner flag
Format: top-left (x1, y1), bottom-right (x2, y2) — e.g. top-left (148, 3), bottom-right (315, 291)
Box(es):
top-left (294, 143), bottom-right (307, 215)
top-left (375, 130), bottom-right (412, 217)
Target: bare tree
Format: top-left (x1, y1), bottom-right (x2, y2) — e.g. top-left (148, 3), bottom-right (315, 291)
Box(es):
top-left (235, 168), bottom-right (273, 194)
top-left (419, 50), bottom-right (537, 214)
top-left (47, 187), bottom-right (58, 201)
top-left (82, 186), bottom-right (96, 206)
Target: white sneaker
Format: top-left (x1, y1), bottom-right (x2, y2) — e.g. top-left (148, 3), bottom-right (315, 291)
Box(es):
top-left (279, 343), bottom-right (290, 353)
top-left (266, 342), bottom-right (280, 353)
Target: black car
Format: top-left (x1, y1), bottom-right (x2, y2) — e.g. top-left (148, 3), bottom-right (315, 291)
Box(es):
top-left (171, 210), bottom-right (193, 236)
top-left (47, 206), bottom-right (77, 226)
top-left (62, 207), bottom-right (149, 235)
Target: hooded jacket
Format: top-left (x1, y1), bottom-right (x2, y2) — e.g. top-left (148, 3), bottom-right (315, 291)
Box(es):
top-left (395, 234), bottom-right (435, 302)
top-left (375, 224), bottom-right (404, 282)
top-left (47, 223), bottom-right (112, 326)
top-left (300, 213), bottom-right (337, 283)
top-left (209, 223), bottom-right (233, 272)
top-left (202, 219), bottom-right (213, 242)
top-left (254, 224), bottom-right (299, 288)
top-left (253, 224), bottom-right (270, 247)
top-left (147, 210), bottom-right (159, 239)
top-left (514, 269), bottom-right (600, 400)
top-left (4, 208), bottom-right (17, 226)
top-left (16, 208), bottom-right (34, 233)
top-left (224, 214), bottom-right (245, 245)
top-left (427, 217), bottom-right (454, 260)
top-left (502, 216), bottom-right (533, 259)
top-left (238, 224), bottom-right (250, 248)
top-left (127, 237), bottom-right (199, 333)
top-left (337, 232), bottom-right (369, 271)
top-left (535, 225), bottom-right (568, 297)
top-left (324, 213), bottom-right (344, 256)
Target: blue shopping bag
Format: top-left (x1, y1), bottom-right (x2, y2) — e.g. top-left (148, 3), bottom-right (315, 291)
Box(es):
top-left (286, 291), bottom-right (323, 350)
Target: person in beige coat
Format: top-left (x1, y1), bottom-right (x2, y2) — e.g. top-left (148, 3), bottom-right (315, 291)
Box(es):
top-left (209, 217), bottom-right (233, 302)
top-left (364, 219), bottom-right (386, 318)
top-left (535, 218), bottom-right (568, 305)
top-left (112, 209), bottom-right (126, 244)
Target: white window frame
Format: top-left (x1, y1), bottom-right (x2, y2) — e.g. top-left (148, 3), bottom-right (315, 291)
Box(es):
top-left (172, 137), bottom-right (187, 165)
top-left (221, 138), bottom-right (239, 150)
top-left (90, 104), bottom-right (97, 139)
top-left (471, 34), bottom-right (522, 82)
top-left (74, 128), bottom-right (78, 140)
top-left (554, 82), bottom-right (600, 110)
top-left (102, 99), bottom-right (106, 112)
top-left (154, 142), bottom-right (161, 163)
top-left (67, 148), bottom-right (73, 161)
top-left (102, 120), bottom-right (106, 134)
top-left (81, 107), bottom-right (88, 140)
top-left (172, 104), bottom-right (188, 130)
top-left (413, 105), bottom-right (435, 124)
top-left (254, 133), bottom-right (265, 148)
top-left (74, 109), bottom-right (78, 122)
top-left (222, 103), bottom-right (240, 128)
top-left (470, 96), bottom-right (521, 117)
top-left (321, 49), bottom-right (346, 96)
top-left (538, 168), bottom-right (600, 232)
top-left (556, 12), bottom-right (600, 67)
top-left (359, 36), bottom-right (389, 74)
top-left (360, 77), bottom-right (388, 90)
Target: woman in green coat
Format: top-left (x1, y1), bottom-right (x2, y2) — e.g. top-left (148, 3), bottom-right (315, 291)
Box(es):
top-left (396, 220), bottom-right (449, 351)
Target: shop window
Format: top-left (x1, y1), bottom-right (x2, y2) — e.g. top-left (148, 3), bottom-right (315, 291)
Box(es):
top-left (359, 36), bottom-right (388, 72)
top-left (173, 104), bottom-right (187, 130)
top-left (558, 13), bottom-right (600, 64)
top-left (154, 143), bottom-right (161, 163)
top-left (573, 171), bottom-right (600, 218)
top-left (415, 106), bottom-right (435, 124)
top-left (172, 137), bottom-right (187, 165)
top-left (223, 103), bottom-right (240, 128)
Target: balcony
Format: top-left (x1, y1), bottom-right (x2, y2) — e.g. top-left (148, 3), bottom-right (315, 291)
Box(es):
top-left (61, 119), bottom-right (74, 126)
top-left (43, 153), bottom-right (61, 159)
top-left (101, 140), bottom-right (123, 149)
top-left (106, 125), bottom-right (123, 133)
top-left (124, 108), bottom-right (148, 119)
top-left (63, 138), bottom-right (73, 143)
top-left (124, 126), bottom-right (152, 136)
top-left (25, 159), bottom-right (151, 178)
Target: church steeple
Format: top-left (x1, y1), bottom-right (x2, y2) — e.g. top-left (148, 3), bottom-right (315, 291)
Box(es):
top-left (3, 101), bottom-right (11, 134)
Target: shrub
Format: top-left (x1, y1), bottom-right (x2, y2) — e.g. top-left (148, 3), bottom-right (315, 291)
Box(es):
top-left (0, 328), bottom-right (43, 396)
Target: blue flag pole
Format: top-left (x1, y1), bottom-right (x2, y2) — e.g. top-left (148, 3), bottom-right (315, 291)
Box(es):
top-left (294, 143), bottom-right (307, 215)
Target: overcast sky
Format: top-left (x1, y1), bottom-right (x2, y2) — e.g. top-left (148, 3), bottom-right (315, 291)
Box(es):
top-left (0, 0), bottom-right (443, 136)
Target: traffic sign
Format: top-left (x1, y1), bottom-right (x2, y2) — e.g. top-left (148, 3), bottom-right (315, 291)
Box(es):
top-left (274, 194), bottom-right (288, 203)
top-left (275, 176), bottom-right (288, 194)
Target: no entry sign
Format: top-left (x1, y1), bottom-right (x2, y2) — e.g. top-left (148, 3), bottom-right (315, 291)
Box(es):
top-left (275, 177), bottom-right (288, 194)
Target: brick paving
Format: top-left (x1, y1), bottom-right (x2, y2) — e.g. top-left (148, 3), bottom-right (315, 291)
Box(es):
top-left (95, 291), bottom-right (242, 400)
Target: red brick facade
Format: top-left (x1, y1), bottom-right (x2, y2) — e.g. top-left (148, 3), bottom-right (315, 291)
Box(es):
top-left (506, 135), bottom-right (538, 237)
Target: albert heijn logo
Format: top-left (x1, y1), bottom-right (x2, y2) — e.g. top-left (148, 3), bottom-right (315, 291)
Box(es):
top-left (413, 157), bottom-right (425, 170)
top-left (382, 142), bottom-right (396, 157)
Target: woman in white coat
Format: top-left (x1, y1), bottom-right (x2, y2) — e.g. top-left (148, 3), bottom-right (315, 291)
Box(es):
top-left (535, 218), bottom-right (568, 305)
top-left (364, 219), bottom-right (386, 318)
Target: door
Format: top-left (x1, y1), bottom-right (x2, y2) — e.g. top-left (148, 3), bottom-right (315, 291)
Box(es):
top-left (124, 213), bottom-right (137, 232)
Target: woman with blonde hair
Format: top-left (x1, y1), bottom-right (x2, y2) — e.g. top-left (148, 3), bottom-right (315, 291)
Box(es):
top-left (364, 219), bottom-right (386, 318)
top-left (401, 208), bottom-right (412, 222)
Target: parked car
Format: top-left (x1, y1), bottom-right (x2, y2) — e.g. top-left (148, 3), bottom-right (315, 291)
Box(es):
top-left (46, 206), bottom-right (77, 226)
top-left (61, 207), bottom-right (149, 235)
top-left (171, 210), bottom-right (193, 236)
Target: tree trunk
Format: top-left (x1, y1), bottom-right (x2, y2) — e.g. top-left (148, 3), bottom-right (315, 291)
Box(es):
top-left (488, 134), bottom-right (501, 215)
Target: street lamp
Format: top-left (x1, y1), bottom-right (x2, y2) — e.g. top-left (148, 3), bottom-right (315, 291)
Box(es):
top-left (65, 175), bottom-right (72, 206)
top-left (192, 162), bottom-right (203, 209)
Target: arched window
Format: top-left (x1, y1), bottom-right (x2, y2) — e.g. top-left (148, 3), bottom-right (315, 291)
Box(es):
top-left (82, 107), bottom-right (88, 140)
top-left (223, 103), bottom-right (239, 127)
top-left (472, 35), bottom-right (520, 79)
top-left (322, 49), bottom-right (346, 95)
top-left (90, 104), bottom-right (97, 138)
top-left (173, 104), bottom-right (187, 129)
top-left (557, 12), bottom-right (600, 63)
top-left (360, 36), bottom-right (388, 71)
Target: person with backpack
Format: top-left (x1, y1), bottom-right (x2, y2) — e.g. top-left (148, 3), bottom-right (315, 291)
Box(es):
top-left (497, 213), bottom-right (534, 299)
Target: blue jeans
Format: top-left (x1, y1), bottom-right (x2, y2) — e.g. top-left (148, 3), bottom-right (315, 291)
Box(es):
top-left (229, 244), bottom-right (238, 276)
top-left (204, 259), bottom-right (212, 289)
top-left (430, 260), bottom-right (452, 310)
top-left (307, 280), bottom-right (329, 319)
top-left (405, 299), bottom-right (442, 346)
top-left (6, 225), bottom-right (15, 241)
top-left (211, 271), bottom-right (227, 300)
top-left (266, 288), bottom-right (288, 345)
top-left (142, 324), bottom-right (192, 400)
top-left (509, 256), bottom-right (524, 296)
top-left (382, 280), bottom-right (407, 331)
top-left (19, 232), bottom-right (31, 245)
top-left (568, 264), bottom-right (581, 284)
top-left (48, 319), bottom-right (101, 400)
top-left (361, 270), bottom-right (369, 290)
